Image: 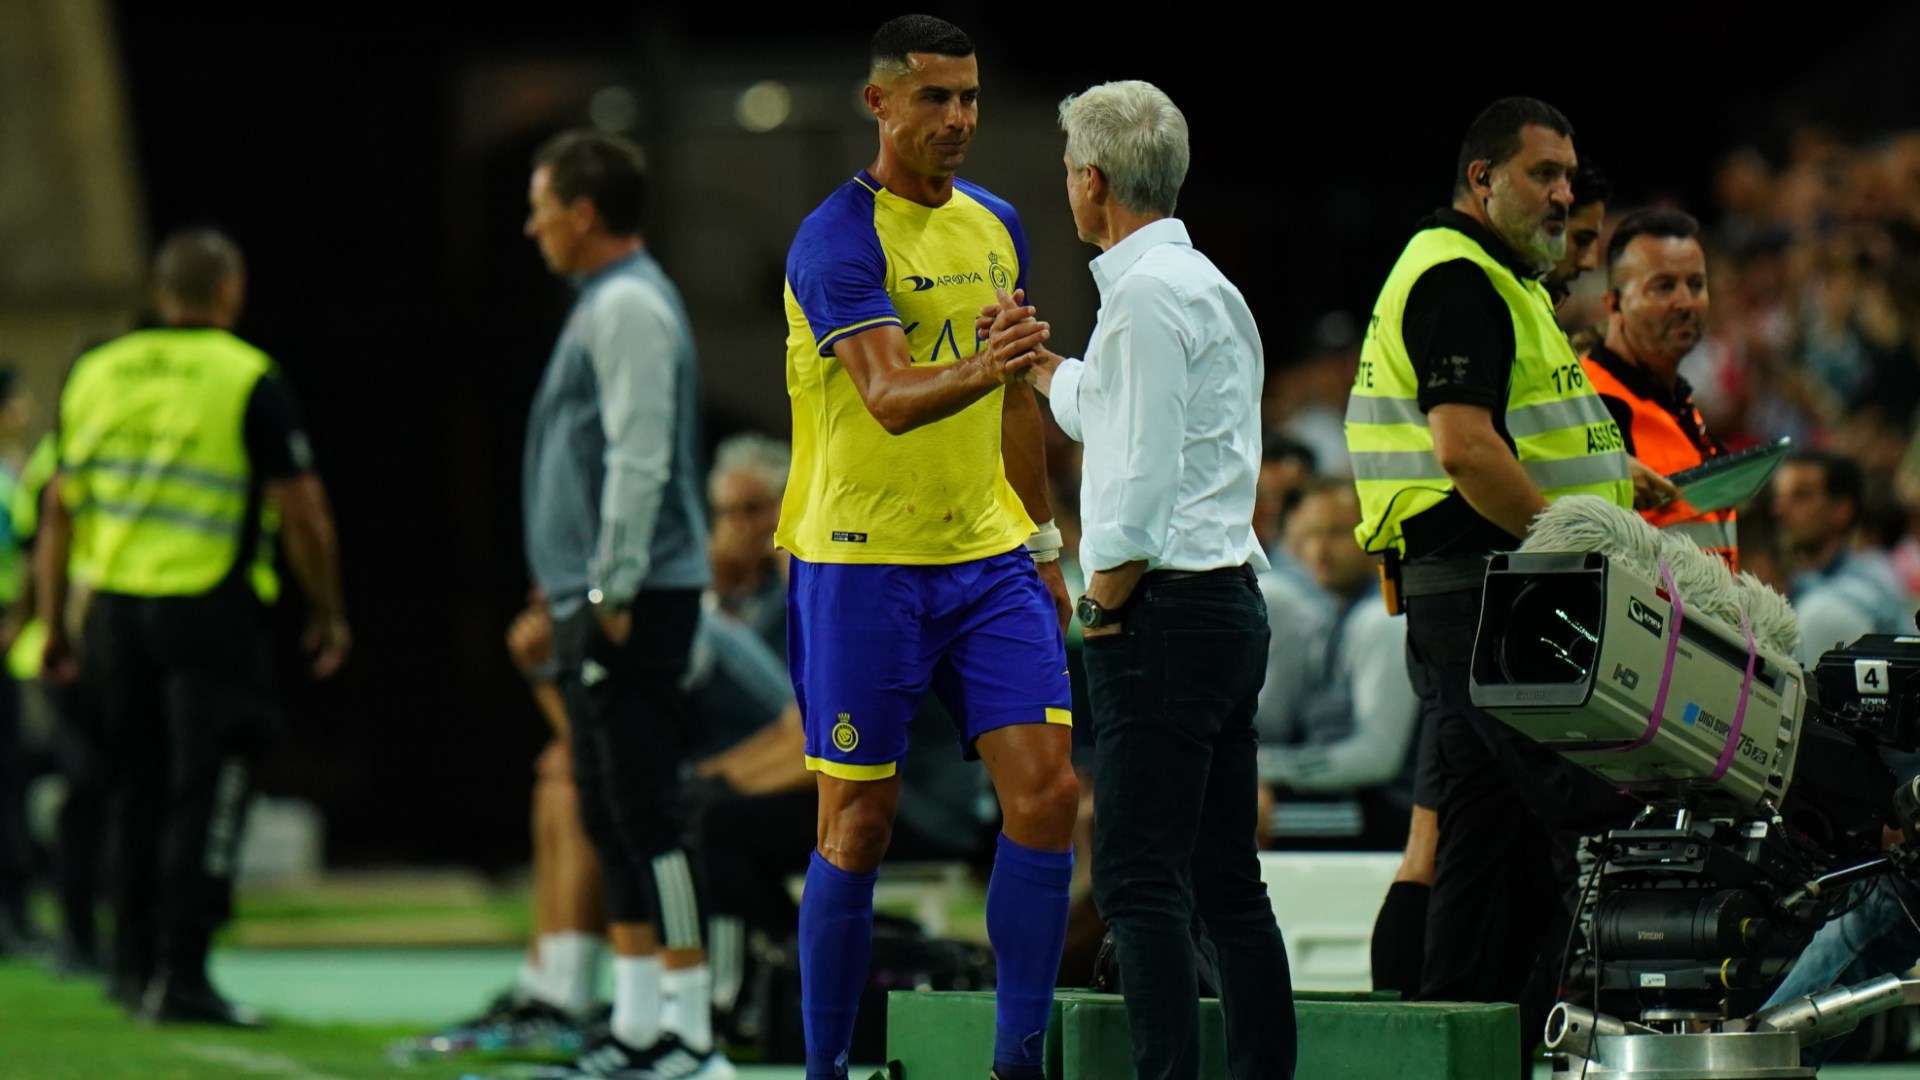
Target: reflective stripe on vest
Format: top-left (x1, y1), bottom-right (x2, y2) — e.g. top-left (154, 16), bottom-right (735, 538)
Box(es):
top-left (1581, 355), bottom-right (1738, 569)
top-left (1345, 227), bottom-right (1633, 554)
top-left (58, 328), bottom-right (278, 601)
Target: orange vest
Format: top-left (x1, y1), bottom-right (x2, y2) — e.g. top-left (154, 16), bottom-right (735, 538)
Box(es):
top-left (1582, 354), bottom-right (1739, 569)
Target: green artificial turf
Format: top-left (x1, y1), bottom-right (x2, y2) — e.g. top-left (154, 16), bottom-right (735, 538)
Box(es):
top-left (0, 957), bottom-right (470, 1080)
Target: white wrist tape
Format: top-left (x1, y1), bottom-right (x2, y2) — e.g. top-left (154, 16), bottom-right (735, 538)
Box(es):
top-left (1025, 518), bottom-right (1063, 564)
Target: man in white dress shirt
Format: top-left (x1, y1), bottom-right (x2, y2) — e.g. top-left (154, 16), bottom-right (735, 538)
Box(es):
top-left (987, 79), bottom-right (1294, 1080)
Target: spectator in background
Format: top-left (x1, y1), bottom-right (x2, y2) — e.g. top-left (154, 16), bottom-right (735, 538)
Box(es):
top-left (1712, 148), bottom-right (1774, 256)
top-left (1253, 441), bottom-right (1336, 794)
top-left (1889, 435), bottom-right (1920, 596)
top-left (1257, 481), bottom-right (1417, 852)
top-left (1266, 313), bottom-right (1358, 477)
top-left (1546, 163), bottom-right (1610, 307)
top-left (1772, 451), bottom-right (1913, 665)
top-left (1253, 434), bottom-right (1317, 569)
top-left (1548, 164), bottom-right (1611, 357)
top-left (706, 434), bottom-right (790, 656)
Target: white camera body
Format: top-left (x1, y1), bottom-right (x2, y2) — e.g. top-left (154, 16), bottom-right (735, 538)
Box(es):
top-left (1469, 551), bottom-right (1806, 815)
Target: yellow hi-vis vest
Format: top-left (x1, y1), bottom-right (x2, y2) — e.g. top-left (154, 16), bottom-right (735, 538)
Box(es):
top-left (59, 328), bottom-right (281, 603)
top-left (1346, 227), bottom-right (1633, 555)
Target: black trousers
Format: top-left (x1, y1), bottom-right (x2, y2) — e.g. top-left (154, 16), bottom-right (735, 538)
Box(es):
top-left (1085, 567), bottom-right (1296, 1080)
top-left (86, 584), bottom-right (277, 993)
top-left (1405, 588), bottom-right (1632, 1066)
top-left (555, 591), bottom-right (706, 941)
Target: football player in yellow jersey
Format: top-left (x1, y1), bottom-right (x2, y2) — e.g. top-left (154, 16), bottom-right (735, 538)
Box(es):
top-left (778, 16), bottom-right (1078, 1080)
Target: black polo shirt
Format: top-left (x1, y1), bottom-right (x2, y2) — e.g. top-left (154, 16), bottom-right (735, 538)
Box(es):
top-left (1397, 210), bottom-right (1543, 561)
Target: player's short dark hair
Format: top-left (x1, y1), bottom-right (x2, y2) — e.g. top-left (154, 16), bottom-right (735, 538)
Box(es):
top-left (1788, 449), bottom-right (1866, 529)
top-left (1455, 97), bottom-right (1573, 198)
top-left (533, 130), bottom-right (648, 236)
top-left (153, 228), bottom-right (244, 310)
top-left (1606, 208), bottom-right (1702, 271)
top-left (1263, 432), bottom-right (1318, 472)
top-left (870, 15), bottom-right (974, 74)
top-left (1571, 163), bottom-right (1612, 212)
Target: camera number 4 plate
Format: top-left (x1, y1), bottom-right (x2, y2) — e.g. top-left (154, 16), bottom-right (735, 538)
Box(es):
top-left (1857, 659), bottom-right (1892, 696)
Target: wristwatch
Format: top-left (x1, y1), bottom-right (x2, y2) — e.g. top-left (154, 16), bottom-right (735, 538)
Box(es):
top-left (1076, 594), bottom-right (1116, 629)
top-left (587, 588), bottom-right (627, 616)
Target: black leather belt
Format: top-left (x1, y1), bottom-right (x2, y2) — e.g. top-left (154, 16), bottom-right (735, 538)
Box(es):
top-left (1142, 564), bottom-right (1254, 586)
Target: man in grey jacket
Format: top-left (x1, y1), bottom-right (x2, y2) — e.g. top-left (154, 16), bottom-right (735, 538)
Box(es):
top-left (522, 130), bottom-right (731, 1080)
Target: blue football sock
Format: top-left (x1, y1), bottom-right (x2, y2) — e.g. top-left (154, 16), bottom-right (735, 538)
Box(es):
top-left (800, 851), bottom-right (877, 1080)
top-left (987, 832), bottom-right (1073, 1079)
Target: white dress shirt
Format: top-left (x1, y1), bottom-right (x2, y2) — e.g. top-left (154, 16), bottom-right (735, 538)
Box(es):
top-left (1049, 218), bottom-right (1268, 574)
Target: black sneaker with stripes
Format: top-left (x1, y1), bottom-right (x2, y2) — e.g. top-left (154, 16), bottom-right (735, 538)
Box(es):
top-left (562, 1032), bottom-right (734, 1080)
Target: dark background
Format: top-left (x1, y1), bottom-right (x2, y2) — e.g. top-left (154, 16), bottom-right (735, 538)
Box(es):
top-left (108, 3), bottom-right (1920, 869)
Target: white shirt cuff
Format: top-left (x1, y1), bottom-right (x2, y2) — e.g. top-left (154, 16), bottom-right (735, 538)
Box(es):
top-left (1047, 358), bottom-right (1087, 441)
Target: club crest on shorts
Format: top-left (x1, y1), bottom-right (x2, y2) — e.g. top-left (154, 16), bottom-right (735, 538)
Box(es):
top-left (832, 713), bottom-right (860, 753)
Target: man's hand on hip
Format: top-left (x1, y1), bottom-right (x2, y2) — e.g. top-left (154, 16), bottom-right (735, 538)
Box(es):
top-left (595, 605), bottom-right (633, 647)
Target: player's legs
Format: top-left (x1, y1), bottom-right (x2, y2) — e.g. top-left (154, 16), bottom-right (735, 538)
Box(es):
top-left (935, 551), bottom-right (1078, 1080)
top-left (974, 725), bottom-right (1077, 1079)
top-left (559, 590), bottom-right (719, 1066)
top-left (788, 556), bottom-right (929, 1079)
top-left (528, 744), bottom-right (558, 996)
top-left (532, 736), bottom-right (605, 1017)
top-left (801, 772), bottom-right (901, 1079)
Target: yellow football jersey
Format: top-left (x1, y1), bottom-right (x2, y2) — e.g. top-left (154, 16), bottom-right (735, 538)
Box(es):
top-left (777, 171), bottom-right (1034, 565)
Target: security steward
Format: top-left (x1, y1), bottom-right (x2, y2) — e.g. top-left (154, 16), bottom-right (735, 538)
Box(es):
top-left (1344, 97), bottom-right (1671, 1066)
top-left (37, 228), bottom-right (350, 1025)
top-left (1581, 208), bottom-right (1737, 566)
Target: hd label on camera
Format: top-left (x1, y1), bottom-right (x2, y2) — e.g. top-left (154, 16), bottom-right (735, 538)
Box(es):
top-left (1856, 659), bottom-right (1891, 696)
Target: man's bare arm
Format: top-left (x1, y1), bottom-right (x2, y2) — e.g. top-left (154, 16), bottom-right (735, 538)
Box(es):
top-left (269, 473), bottom-right (350, 677)
top-left (1427, 403), bottom-right (1547, 540)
